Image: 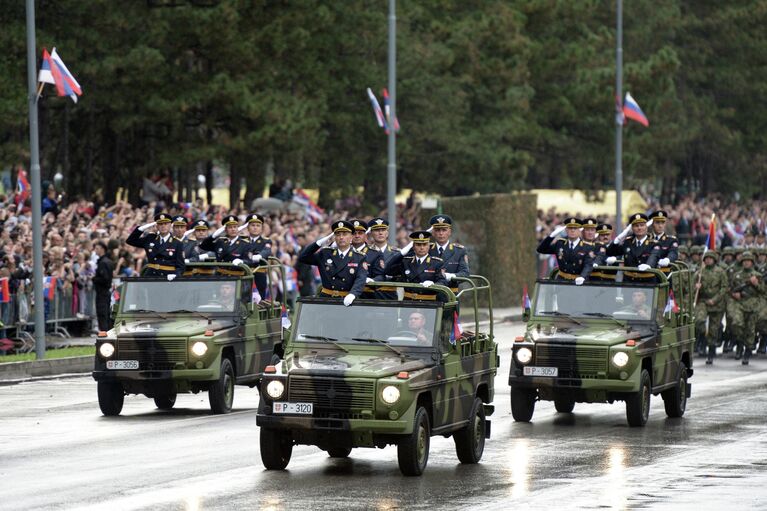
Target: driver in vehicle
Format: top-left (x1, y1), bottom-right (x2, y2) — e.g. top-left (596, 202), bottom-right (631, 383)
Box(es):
top-left (621, 290), bottom-right (651, 319)
top-left (407, 311), bottom-right (433, 344)
top-left (212, 281), bottom-right (236, 309)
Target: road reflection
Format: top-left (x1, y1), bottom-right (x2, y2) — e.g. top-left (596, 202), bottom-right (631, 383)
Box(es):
top-left (602, 444), bottom-right (627, 509)
top-left (506, 439), bottom-right (531, 498)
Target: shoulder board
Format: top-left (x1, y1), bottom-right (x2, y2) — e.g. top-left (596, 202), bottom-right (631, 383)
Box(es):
top-left (172, 236), bottom-right (183, 242)
top-left (388, 245), bottom-right (398, 251)
top-left (319, 246), bottom-right (333, 251)
top-left (453, 243), bottom-right (464, 249)
top-left (583, 241), bottom-right (594, 246)
top-left (429, 242), bottom-right (436, 248)
top-left (432, 256), bottom-right (444, 262)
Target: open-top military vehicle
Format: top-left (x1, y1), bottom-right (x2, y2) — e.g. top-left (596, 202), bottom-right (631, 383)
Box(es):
top-left (93, 261), bottom-right (286, 416)
top-left (509, 263), bottom-right (694, 427)
top-left (256, 277), bottom-right (498, 476)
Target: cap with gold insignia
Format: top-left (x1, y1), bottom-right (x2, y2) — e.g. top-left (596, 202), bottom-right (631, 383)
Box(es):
top-left (193, 219), bottom-right (210, 230)
top-left (154, 212), bottom-right (172, 224)
top-left (245, 213), bottom-right (265, 224)
top-left (597, 223), bottom-right (613, 234)
top-left (351, 219), bottom-right (367, 232)
top-left (332, 220), bottom-right (354, 233)
top-left (629, 213), bottom-right (649, 225)
top-left (222, 214), bottom-right (239, 226)
top-left (582, 217), bottom-right (598, 228)
top-left (410, 230), bottom-right (432, 243)
top-left (651, 210), bottom-right (668, 221)
top-left (172, 215), bottom-right (187, 226)
top-left (429, 215), bottom-right (453, 228)
top-left (564, 217), bottom-right (582, 228)
top-left (368, 217), bottom-right (389, 230)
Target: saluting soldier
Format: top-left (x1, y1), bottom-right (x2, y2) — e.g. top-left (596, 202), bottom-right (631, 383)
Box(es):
top-left (597, 223), bottom-right (613, 245)
top-left (605, 213), bottom-right (660, 282)
top-left (649, 210), bottom-right (679, 276)
top-left (729, 251), bottom-right (764, 364)
top-left (348, 219), bottom-right (383, 299)
top-left (428, 215), bottom-right (470, 294)
top-left (171, 215), bottom-right (188, 241)
top-left (582, 217), bottom-right (610, 281)
top-left (536, 217), bottom-right (594, 285)
top-left (366, 217), bottom-right (400, 299)
top-left (241, 213), bottom-right (273, 297)
top-left (181, 220), bottom-right (216, 276)
top-left (126, 212), bottom-right (185, 280)
top-left (198, 215), bottom-right (251, 275)
top-left (385, 230), bottom-right (448, 300)
top-left (694, 251), bottom-right (728, 364)
top-left (297, 220), bottom-right (368, 306)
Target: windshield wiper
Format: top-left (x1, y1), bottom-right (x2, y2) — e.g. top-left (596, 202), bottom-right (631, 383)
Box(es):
top-left (167, 309), bottom-right (213, 322)
top-left (126, 309), bottom-right (167, 319)
top-left (351, 337), bottom-right (407, 358)
top-left (302, 334), bottom-right (349, 353)
top-left (538, 311), bottom-right (583, 325)
top-left (582, 312), bottom-right (625, 327)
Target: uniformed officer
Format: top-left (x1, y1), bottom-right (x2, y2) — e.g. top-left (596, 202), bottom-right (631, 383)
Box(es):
top-left (347, 219), bottom-right (383, 299)
top-left (385, 230), bottom-right (447, 300)
top-left (366, 217), bottom-right (400, 299)
top-left (171, 215), bottom-right (188, 240)
top-left (428, 215), bottom-right (470, 294)
top-left (240, 213), bottom-right (273, 297)
top-left (536, 217), bottom-right (595, 284)
top-left (297, 220), bottom-right (368, 305)
top-left (649, 210), bottom-right (679, 276)
top-left (729, 251), bottom-right (763, 364)
top-left (181, 219), bottom-right (216, 276)
top-left (582, 217), bottom-right (609, 281)
top-left (198, 215), bottom-right (251, 275)
top-left (605, 213), bottom-right (660, 282)
top-left (694, 251), bottom-right (728, 364)
top-left (126, 212), bottom-right (185, 279)
top-left (597, 223), bottom-right (613, 245)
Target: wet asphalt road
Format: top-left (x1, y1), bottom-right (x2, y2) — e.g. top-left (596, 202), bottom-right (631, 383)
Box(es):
top-left (2, 321), bottom-right (767, 511)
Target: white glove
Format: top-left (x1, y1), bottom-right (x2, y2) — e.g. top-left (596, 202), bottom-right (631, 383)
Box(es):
top-left (427, 226), bottom-right (433, 233)
top-left (574, 277), bottom-right (585, 286)
top-left (184, 258), bottom-right (190, 264)
top-left (638, 264), bottom-right (651, 271)
top-left (182, 229), bottom-right (194, 240)
top-left (658, 258), bottom-right (670, 267)
top-left (212, 226), bottom-right (225, 238)
top-left (343, 294), bottom-right (356, 306)
top-left (317, 233), bottom-right (334, 247)
top-left (614, 224), bottom-right (633, 244)
top-left (365, 277), bottom-right (374, 284)
top-left (232, 258), bottom-right (243, 266)
top-left (646, 219), bottom-right (654, 227)
top-left (238, 224), bottom-right (248, 232)
top-left (400, 241), bottom-right (413, 256)
top-left (138, 221), bottom-right (156, 232)
top-left (198, 253), bottom-right (209, 261)
top-left (166, 274), bottom-right (177, 281)
top-left (251, 254), bottom-right (262, 263)
top-left (330, 241), bottom-right (337, 248)
top-left (606, 256), bottom-right (617, 265)
top-left (550, 225), bottom-right (566, 237)
top-left (422, 280), bottom-right (434, 288)
top-left (444, 272), bottom-right (456, 281)
top-left (592, 262), bottom-right (599, 268)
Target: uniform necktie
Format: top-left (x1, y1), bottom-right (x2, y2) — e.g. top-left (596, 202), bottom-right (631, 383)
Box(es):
top-left (438, 247), bottom-right (444, 257)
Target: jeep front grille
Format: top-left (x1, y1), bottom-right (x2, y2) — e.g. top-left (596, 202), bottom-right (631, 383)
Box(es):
top-left (116, 338), bottom-right (188, 365)
top-left (535, 344), bottom-right (608, 377)
top-left (288, 376), bottom-right (375, 411)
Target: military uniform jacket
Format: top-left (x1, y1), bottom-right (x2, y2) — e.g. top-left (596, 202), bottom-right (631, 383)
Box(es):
top-left (536, 237), bottom-right (595, 279)
top-left (240, 235), bottom-right (272, 265)
top-left (298, 242), bottom-right (368, 296)
top-left (384, 252), bottom-right (448, 286)
top-left (198, 235), bottom-right (249, 262)
top-left (430, 242), bottom-right (470, 278)
top-left (183, 239), bottom-right (215, 261)
top-left (584, 240), bottom-right (607, 266)
top-left (730, 267), bottom-right (764, 311)
top-left (652, 233), bottom-right (679, 262)
top-left (366, 245), bottom-right (400, 281)
top-left (126, 227), bottom-right (185, 275)
top-left (606, 235), bottom-right (660, 268)
top-left (696, 266), bottom-right (729, 312)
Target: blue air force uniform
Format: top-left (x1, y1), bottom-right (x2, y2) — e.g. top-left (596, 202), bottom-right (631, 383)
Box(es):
top-left (650, 210), bottom-right (679, 276)
top-left (428, 215), bottom-right (470, 293)
top-left (126, 213), bottom-right (185, 277)
top-left (385, 231), bottom-right (447, 300)
top-left (240, 214), bottom-right (273, 296)
top-left (606, 214), bottom-right (660, 282)
top-left (198, 215), bottom-right (251, 276)
top-left (536, 218), bottom-right (595, 281)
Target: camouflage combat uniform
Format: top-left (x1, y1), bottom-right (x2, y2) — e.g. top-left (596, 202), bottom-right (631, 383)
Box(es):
top-left (694, 252), bottom-right (728, 363)
top-left (729, 252), bottom-right (764, 364)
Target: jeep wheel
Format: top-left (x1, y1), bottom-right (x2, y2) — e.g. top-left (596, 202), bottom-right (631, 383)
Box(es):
top-left (260, 428), bottom-right (293, 470)
top-left (154, 394), bottom-right (176, 410)
top-left (209, 357), bottom-right (235, 414)
top-left (398, 406), bottom-right (430, 476)
top-left (662, 362), bottom-right (688, 418)
top-left (97, 381), bottom-right (124, 416)
top-left (510, 387), bottom-right (536, 422)
top-left (554, 398), bottom-right (575, 413)
top-left (327, 447), bottom-right (352, 458)
top-left (454, 397), bottom-right (486, 464)
top-left (626, 368), bottom-right (651, 427)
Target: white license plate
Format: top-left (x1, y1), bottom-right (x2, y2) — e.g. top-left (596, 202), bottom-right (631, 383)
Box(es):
top-left (523, 366), bottom-right (558, 377)
top-left (273, 402), bottom-right (313, 415)
top-left (106, 360), bottom-right (139, 370)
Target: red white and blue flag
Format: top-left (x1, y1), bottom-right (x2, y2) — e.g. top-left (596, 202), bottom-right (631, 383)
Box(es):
top-left (293, 188), bottom-right (325, 224)
top-left (38, 48), bottom-right (82, 103)
top-left (704, 214), bottom-right (716, 252)
top-left (449, 311), bottom-right (463, 345)
top-left (382, 88), bottom-right (400, 134)
top-left (522, 285), bottom-right (531, 310)
top-left (252, 282), bottom-right (262, 304)
top-left (281, 304), bottom-right (291, 329)
top-left (622, 92), bottom-right (649, 127)
top-left (44, 276), bottom-right (57, 300)
top-left (16, 167), bottom-right (31, 205)
top-left (367, 88), bottom-right (386, 129)
top-left (0, 278), bottom-right (10, 304)
top-left (664, 289), bottom-right (680, 315)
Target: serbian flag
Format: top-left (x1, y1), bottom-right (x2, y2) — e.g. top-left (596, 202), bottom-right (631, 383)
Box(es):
top-left (16, 167), bottom-right (31, 205)
top-left (38, 48), bottom-right (82, 103)
top-left (44, 276), bottom-right (57, 300)
top-left (622, 92), bottom-right (649, 127)
top-left (704, 214), bottom-right (716, 251)
top-left (664, 289), bottom-right (680, 315)
top-left (382, 88), bottom-right (400, 134)
top-left (293, 188), bottom-right (325, 224)
top-left (0, 278), bottom-right (10, 304)
top-left (252, 282), bottom-right (262, 304)
top-left (281, 304), bottom-right (291, 329)
top-left (366, 88), bottom-right (386, 129)
top-left (522, 285), bottom-right (531, 310)
top-left (449, 311), bottom-right (463, 345)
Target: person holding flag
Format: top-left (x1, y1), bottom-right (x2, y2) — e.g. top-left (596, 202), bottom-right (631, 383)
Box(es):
top-left (693, 250), bottom-right (728, 365)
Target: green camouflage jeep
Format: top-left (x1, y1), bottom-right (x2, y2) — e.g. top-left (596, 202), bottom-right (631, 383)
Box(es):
top-left (92, 262), bottom-right (286, 416)
top-left (256, 277), bottom-right (498, 476)
top-left (509, 264), bottom-right (694, 427)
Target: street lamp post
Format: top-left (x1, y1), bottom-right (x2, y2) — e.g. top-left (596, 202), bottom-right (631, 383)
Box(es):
top-left (615, 0), bottom-right (623, 227)
top-left (387, 0), bottom-right (397, 244)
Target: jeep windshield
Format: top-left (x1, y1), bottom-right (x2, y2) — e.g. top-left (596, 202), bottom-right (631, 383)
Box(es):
top-left (293, 301), bottom-right (439, 348)
top-left (120, 280), bottom-right (240, 314)
top-left (534, 282), bottom-right (657, 321)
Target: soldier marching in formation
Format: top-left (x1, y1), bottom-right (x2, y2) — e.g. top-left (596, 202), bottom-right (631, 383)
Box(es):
top-left (694, 250), bottom-right (728, 364)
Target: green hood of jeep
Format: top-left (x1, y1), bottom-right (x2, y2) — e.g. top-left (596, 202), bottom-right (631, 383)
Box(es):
top-left (285, 348), bottom-right (431, 378)
top-left (114, 318), bottom-right (237, 338)
top-left (527, 321), bottom-right (653, 345)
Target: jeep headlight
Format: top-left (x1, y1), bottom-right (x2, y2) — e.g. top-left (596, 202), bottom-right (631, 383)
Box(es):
top-left (266, 380), bottom-right (285, 400)
top-left (612, 352), bottom-right (629, 368)
top-left (381, 385), bottom-right (400, 405)
top-left (191, 341), bottom-right (208, 357)
top-left (515, 347), bottom-right (533, 365)
top-left (99, 342), bottom-right (115, 358)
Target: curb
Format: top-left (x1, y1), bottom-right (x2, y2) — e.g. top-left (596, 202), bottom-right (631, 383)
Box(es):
top-left (0, 356), bottom-right (93, 383)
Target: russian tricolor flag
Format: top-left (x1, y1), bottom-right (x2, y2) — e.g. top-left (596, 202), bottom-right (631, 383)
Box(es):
top-left (623, 92), bottom-right (649, 127)
top-left (382, 88), bottom-right (400, 134)
top-left (38, 48), bottom-right (82, 103)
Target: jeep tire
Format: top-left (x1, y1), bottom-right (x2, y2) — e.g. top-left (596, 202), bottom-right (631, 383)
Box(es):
top-left (626, 368), bottom-right (651, 427)
top-left (327, 447), bottom-right (352, 458)
top-left (97, 381), bottom-right (124, 416)
top-left (454, 397), bottom-right (486, 464)
top-left (260, 428), bottom-right (293, 470)
top-left (510, 387), bottom-right (536, 422)
top-left (209, 357), bottom-right (235, 414)
top-left (662, 362), bottom-right (688, 418)
top-left (154, 393), bottom-right (177, 410)
top-left (554, 398), bottom-right (575, 413)
top-left (398, 406), bottom-right (430, 476)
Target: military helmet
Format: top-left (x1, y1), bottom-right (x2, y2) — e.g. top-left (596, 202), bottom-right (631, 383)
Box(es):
top-left (702, 250), bottom-right (719, 262)
top-left (678, 245), bottom-right (689, 254)
top-left (722, 246), bottom-right (736, 255)
top-left (741, 251), bottom-right (755, 262)
top-left (690, 245), bottom-right (704, 254)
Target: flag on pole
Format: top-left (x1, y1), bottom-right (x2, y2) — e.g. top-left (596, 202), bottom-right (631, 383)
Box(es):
top-left (449, 311), bottom-right (463, 345)
top-left (16, 167), bottom-right (31, 205)
top-left (382, 88), bottom-right (400, 133)
top-left (0, 278), bottom-right (10, 304)
top-left (252, 282), bottom-right (262, 304)
top-left (281, 304), bottom-right (292, 329)
top-left (293, 188), bottom-right (325, 224)
top-left (366, 88), bottom-right (387, 129)
top-left (664, 289), bottom-right (680, 315)
top-left (44, 276), bottom-right (57, 300)
top-left (622, 92), bottom-right (649, 127)
top-left (522, 285), bottom-right (531, 310)
top-left (704, 214), bottom-right (716, 252)
top-left (38, 48), bottom-right (82, 103)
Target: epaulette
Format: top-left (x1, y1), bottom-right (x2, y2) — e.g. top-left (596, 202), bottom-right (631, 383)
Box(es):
top-left (452, 243), bottom-right (464, 249)
top-left (583, 240), bottom-right (595, 246)
top-left (431, 256), bottom-right (444, 262)
top-left (172, 236), bottom-right (183, 242)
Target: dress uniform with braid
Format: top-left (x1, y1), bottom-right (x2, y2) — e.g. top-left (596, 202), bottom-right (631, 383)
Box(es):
top-left (198, 215), bottom-right (250, 275)
top-left (297, 220), bottom-right (369, 298)
top-left (240, 213), bottom-right (273, 296)
top-left (385, 231), bottom-right (448, 300)
top-left (365, 217), bottom-right (400, 299)
top-left (582, 218), bottom-right (611, 281)
top-left (606, 213), bottom-right (660, 282)
top-left (649, 210), bottom-right (679, 276)
top-left (126, 212), bottom-right (185, 277)
top-left (182, 219), bottom-right (216, 276)
top-left (536, 217), bottom-right (595, 281)
top-left (428, 215), bottom-right (470, 293)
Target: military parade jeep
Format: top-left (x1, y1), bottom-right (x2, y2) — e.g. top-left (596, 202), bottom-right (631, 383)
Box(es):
top-left (509, 264), bottom-right (695, 427)
top-left (256, 277), bottom-right (498, 476)
top-left (92, 262), bottom-right (285, 416)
